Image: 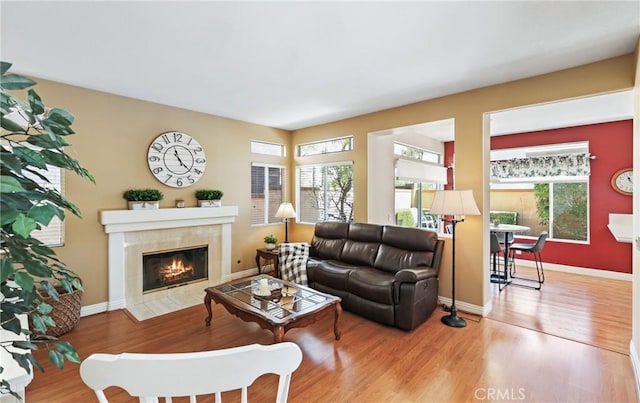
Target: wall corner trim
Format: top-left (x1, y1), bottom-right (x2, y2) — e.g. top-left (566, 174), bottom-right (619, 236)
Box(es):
top-left (630, 340), bottom-right (640, 402)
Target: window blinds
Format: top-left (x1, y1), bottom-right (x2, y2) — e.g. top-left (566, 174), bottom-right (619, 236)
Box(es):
top-left (395, 158), bottom-right (448, 184)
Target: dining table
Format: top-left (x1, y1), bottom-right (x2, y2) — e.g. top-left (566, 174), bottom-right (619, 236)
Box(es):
top-left (489, 223), bottom-right (530, 287)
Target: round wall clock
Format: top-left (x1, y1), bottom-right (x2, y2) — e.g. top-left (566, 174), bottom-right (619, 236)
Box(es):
top-left (610, 168), bottom-right (633, 196)
top-left (147, 131), bottom-right (206, 188)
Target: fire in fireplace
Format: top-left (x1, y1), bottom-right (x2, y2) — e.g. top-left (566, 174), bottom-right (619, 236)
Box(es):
top-left (142, 246), bottom-right (208, 293)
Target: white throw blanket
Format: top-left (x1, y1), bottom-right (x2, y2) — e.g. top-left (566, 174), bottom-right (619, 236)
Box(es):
top-left (278, 243), bottom-right (309, 285)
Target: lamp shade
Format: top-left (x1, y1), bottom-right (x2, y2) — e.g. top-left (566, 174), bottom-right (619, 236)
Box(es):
top-left (275, 202), bottom-right (297, 219)
top-left (429, 190), bottom-right (480, 216)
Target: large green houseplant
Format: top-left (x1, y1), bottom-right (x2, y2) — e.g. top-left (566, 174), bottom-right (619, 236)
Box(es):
top-left (0, 62), bottom-right (94, 397)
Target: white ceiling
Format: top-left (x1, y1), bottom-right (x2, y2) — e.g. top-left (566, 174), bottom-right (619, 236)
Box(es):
top-left (1, 1), bottom-right (639, 131)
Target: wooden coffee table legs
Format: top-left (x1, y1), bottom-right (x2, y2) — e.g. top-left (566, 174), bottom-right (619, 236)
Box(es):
top-left (333, 302), bottom-right (342, 340)
top-left (204, 289), bottom-right (342, 343)
top-left (273, 326), bottom-right (285, 343)
top-left (204, 292), bottom-right (213, 326)
top-left (271, 301), bottom-right (342, 343)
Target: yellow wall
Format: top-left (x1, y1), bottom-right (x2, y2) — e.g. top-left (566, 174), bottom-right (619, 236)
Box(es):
top-left (31, 79), bottom-right (291, 306)
top-left (290, 53), bottom-right (636, 307)
top-left (27, 53), bottom-right (636, 310)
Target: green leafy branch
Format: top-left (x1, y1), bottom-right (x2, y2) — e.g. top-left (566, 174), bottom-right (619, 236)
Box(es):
top-left (1, 61), bottom-right (94, 398)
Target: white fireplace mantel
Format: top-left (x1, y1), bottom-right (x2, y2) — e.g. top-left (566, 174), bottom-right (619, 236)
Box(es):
top-left (100, 206), bottom-right (239, 234)
top-left (100, 206), bottom-right (238, 319)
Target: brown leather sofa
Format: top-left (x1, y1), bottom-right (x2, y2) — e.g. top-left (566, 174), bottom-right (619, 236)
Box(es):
top-left (306, 221), bottom-right (444, 331)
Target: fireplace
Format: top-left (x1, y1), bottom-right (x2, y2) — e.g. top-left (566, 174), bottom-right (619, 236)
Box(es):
top-left (143, 246), bottom-right (208, 293)
top-left (100, 206), bottom-right (238, 321)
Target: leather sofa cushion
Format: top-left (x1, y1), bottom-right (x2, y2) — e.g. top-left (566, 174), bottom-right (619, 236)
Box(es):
top-left (315, 221), bottom-right (350, 238)
top-left (374, 244), bottom-right (434, 274)
top-left (311, 237), bottom-right (346, 260)
top-left (348, 294), bottom-right (395, 326)
top-left (341, 240), bottom-right (380, 267)
top-left (348, 222), bottom-right (382, 242)
top-left (381, 225), bottom-right (438, 251)
top-left (348, 268), bottom-right (395, 305)
top-left (337, 223), bottom-right (382, 266)
top-left (310, 222), bottom-right (350, 260)
top-left (306, 260), bottom-right (355, 291)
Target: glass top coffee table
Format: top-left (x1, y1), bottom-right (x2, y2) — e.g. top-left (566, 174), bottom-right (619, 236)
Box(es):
top-left (204, 275), bottom-right (342, 343)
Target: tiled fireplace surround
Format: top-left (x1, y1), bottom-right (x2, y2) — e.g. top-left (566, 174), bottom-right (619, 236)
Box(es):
top-left (100, 207), bottom-right (238, 321)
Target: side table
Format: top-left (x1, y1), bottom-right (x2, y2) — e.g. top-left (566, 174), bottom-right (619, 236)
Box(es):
top-left (256, 248), bottom-right (280, 278)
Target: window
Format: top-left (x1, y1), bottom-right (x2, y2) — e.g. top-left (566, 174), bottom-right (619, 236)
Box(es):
top-left (394, 142), bottom-right (440, 163)
top-left (251, 163), bottom-right (285, 225)
top-left (490, 142), bottom-right (590, 242)
top-left (29, 165), bottom-right (64, 246)
top-left (394, 142), bottom-right (444, 230)
top-left (394, 180), bottom-right (441, 231)
top-left (534, 182), bottom-right (588, 241)
top-left (297, 162), bottom-right (353, 223)
top-left (297, 136), bottom-right (353, 157)
top-left (2, 140), bottom-right (64, 246)
top-left (250, 140), bottom-right (285, 157)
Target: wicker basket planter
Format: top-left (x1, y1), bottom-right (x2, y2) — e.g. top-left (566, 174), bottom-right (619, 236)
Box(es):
top-left (31, 288), bottom-right (83, 337)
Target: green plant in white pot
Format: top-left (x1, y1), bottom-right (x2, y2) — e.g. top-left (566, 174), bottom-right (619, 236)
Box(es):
top-left (263, 234), bottom-right (278, 250)
top-left (195, 189), bottom-right (223, 207)
top-left (0, 62), bottom-right (94, 398)
top-left (122, 188), bottom-right (163, 210)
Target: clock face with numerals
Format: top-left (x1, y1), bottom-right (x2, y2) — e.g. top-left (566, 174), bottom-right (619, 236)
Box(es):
top-left (147, 131), bottom-right (206, 188)
top-left (611, 168), bottom-right (633, 196)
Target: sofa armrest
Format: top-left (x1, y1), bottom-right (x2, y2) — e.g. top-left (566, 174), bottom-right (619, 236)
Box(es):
top-left (395, 267), bottom-right (438, 283)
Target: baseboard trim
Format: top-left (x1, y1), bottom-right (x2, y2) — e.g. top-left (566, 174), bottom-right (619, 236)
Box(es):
top-left (80, 302), bottom-right (109, 317)
top-left (513, 259), bottom-right (632, 281)
top-left (81, 268), bottom-right (264, 318)
top-left (438, 296), bottom-right (486, 317)
top-left (631, 340), bottom-right (640, 401)
top-left (223, 267), bottom-right (261, 282)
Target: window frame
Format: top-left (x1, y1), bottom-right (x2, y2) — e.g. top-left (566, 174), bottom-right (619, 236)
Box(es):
top-left (250, 140), bottom-right (286, 157)
top-left (296, 161), bottom-right (354, 224)
top-left (393, 142), bottom-right (440, 163)
top-left (32, 165), bottom-right (65, 247)
top-left (250, 163), bottom-right (286, 226)
top-left (2, 140), bottom-right (65, 247)
top-left (490, 142), bottom-right (591, 243)
top-left (542, 180), bottom-right (590, 243)
top-left (297, 136), bottom-right (353, 157)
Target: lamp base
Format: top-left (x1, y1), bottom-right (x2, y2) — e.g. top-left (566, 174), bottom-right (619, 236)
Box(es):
top-left (441, 307), bottom-right (467, 328)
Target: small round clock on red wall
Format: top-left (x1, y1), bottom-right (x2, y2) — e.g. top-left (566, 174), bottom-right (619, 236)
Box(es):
top-left (610, 168), bottom-right (633, 196)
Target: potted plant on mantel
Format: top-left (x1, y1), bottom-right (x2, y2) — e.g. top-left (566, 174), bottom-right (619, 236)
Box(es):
top-left (122, 188), bottom-right (164, 210)
top-left (195, 189), bottom-right (223, 207)
top-left (1, 62), bottom-right (92, 398)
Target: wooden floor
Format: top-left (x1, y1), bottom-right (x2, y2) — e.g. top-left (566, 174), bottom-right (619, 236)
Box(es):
top-left (25, 271), bottom-right (638, 403)
top-left (487, 266), bottom-right (632, 354)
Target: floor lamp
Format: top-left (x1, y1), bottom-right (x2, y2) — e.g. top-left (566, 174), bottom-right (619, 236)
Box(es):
top-left (275, 202), bottom-right (297, 243)
top-left (429, 189), bottom-right (480, 328)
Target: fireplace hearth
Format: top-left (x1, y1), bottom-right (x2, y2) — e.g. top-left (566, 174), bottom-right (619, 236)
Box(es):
top-left (143, 246), bottom-right (208, 293)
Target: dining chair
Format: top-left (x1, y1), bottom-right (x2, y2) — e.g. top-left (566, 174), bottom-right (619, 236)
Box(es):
top-left (79, 342), bottom-right (303, 403)
top-left (509, 231), bottom-right (547, 290)
top-left (490, 232), bottom-right (509, 291)
top-left (494, 231), bottom-right (514, 245)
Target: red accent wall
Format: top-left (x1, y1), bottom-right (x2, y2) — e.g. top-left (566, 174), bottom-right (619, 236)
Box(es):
top-left (492, 120), bottom-right (633, 273)
top-left (444, 120), bottom-right (633, 273)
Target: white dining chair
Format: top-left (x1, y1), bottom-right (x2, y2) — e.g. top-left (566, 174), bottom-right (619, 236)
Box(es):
top-left (79, 342), bottom-right (303, 403)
